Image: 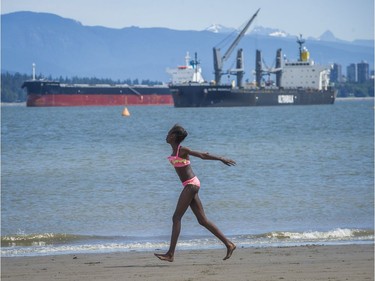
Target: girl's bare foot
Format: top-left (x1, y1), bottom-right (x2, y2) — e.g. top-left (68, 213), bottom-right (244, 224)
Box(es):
top-left (154, 253), bottom-right (174, 262)
top-left (223, 243), bottom-right (236, 260)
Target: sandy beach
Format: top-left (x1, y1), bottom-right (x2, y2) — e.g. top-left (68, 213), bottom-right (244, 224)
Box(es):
top-left (1, 244), bottom-right (373, 281)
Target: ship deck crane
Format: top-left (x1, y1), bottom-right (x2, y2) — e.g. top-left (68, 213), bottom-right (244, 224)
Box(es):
top-left (213, 8), bottom-right (260, 86)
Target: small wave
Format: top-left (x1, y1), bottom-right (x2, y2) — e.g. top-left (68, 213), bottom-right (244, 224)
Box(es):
top-left (252, 228), bottom-right (374, 242)
top-left (1, 233), bottom-right (94, 247)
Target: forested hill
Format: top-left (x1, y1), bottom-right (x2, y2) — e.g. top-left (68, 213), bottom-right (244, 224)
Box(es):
top-left (2, 12), bottom-right (374, 82)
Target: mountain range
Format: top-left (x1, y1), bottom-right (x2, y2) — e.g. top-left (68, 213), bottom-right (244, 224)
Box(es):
top-left (1, 12), bottom-right (374, 82)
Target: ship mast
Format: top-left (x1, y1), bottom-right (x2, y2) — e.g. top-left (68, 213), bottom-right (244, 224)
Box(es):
top-left (213, 8), bottom-right (260, 85)
top-left (185, 52), bottom-right (190, 67)
top-left (297, 34), bottom-right (305, 61)
top-left (32, 63), bottom-right (36, 80)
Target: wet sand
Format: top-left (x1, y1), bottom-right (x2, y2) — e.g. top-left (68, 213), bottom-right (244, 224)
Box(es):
top-left (1, 244), bottom-right (373, 281)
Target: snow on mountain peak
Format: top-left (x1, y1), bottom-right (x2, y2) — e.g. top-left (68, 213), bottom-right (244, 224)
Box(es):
top-left (251, 26), bottom-right (289, 37)
top-left (205, 24), bottom-right (236, 33)
top-left (205, 24), bottom-right (341, 41)
top-left (205, 23), bottom-right (222, 33)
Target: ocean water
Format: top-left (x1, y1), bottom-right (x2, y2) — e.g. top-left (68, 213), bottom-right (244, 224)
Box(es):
top-left (1, 99), bottom-right (374, 257)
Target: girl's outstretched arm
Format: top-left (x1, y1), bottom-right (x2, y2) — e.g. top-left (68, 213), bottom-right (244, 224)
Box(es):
top-left (182, 147), bottom-right (236, 166)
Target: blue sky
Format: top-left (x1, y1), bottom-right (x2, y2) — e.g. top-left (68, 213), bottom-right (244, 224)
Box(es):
top-left (1, 0), bottom-right (374, 41)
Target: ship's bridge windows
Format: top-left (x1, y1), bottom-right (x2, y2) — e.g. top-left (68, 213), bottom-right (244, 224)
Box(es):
top-left (285, 62), bottom-right (310, 66)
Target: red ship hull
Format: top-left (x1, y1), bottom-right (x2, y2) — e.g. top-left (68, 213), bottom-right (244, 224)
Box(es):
top-left (22, 80), bottom-right (173, 107)
top-left (26, 94), bottom-right (174, 107)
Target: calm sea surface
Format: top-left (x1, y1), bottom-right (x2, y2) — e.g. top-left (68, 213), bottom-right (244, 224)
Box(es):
top-left (1, 99), bottom-right (374, 256)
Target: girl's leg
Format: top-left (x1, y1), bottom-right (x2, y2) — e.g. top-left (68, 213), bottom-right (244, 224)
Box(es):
top-left (154, 185), bottom-right (198, 262)
top-left (190, 193), bottom-right (236, 260)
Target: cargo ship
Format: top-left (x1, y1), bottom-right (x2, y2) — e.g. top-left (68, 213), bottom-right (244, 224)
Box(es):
top-left (22, 75), bottom-right (173, 107)
top-left (168, 9), bottom-right (336, 107)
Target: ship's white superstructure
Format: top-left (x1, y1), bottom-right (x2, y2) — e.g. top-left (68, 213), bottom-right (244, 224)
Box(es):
top-left (166, 52), bottom-right (204, 84)
top-left (280, 47), bottom-right (331, 90)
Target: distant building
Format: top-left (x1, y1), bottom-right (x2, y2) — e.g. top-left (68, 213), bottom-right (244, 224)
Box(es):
top-left (347, 63), bottom-right (357, 82)
top-left (330, 63), bottom-right (342, 83)
top-left (357, 61), bottom-right (369, 83)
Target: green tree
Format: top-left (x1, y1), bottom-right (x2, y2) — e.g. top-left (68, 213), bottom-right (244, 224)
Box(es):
top-left (1, 72), bottom-right (30, 102)
top-left (336, 80), bottom-right (374, 97)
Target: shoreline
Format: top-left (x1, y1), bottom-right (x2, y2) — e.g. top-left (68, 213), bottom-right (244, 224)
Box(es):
top-left (2, 228), bottom-right (373, 258)
top-left (2, 244), bottom-right (373, 281)
top-left (336, 96), bottom-right (374, 101)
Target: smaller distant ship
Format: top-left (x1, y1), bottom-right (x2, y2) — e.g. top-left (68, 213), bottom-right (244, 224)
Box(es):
top-left (168, 9), bottom-right (336, 107)
top-left (166, 52), bottom-right (205, 84)
top-left (22, 64), bottom-right (173, 107)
